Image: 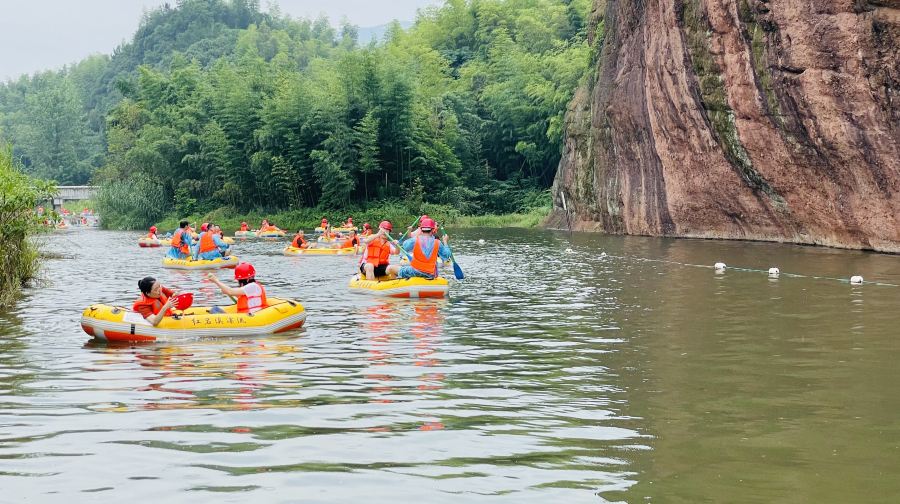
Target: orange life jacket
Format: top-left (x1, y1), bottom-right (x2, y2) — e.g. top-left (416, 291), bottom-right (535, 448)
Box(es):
top-left (146, 232), bottom-right (157, 239)
top-left (236, 283), bottom-right (267, 313)
top-left (171, 229), bottom-right (190, 254)
top-left (361, 229), bottom-right (372, 237)
top-left (410, 236), bottom-right (440, 277)
top-left (132, 292), bottom-right (171, 318)
top-left (365, 236), bottom-right (391, 266)
top-left (292, 235), bottom-right (308, 248)
top-left (198, 232), bottom-right (217, 253)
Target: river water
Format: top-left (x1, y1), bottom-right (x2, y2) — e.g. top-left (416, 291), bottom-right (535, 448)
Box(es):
top-left (1, 228), bottom-right (899, 502)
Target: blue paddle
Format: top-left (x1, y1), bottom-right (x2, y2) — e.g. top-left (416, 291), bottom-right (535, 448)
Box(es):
top-left (438, 225), bottom-right (464, 280)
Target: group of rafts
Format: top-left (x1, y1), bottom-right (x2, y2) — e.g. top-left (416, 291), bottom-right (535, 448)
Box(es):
top-left (82, 217), bottom-right (456, 343)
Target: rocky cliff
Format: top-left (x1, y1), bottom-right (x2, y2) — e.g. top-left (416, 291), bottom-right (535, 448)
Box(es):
top-left (550, 0), bottom-right (900, 252)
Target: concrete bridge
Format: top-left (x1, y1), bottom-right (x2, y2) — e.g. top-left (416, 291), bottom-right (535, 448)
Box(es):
top-left (52, 186), bottom-right (98, 210)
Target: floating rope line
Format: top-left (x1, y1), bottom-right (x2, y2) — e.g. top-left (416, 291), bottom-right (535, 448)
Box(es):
top-left (596, 253), bottom-right (899, 288)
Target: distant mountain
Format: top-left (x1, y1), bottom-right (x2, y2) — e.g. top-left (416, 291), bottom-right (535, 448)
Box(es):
top-left (357, 21), bottom-right (413, 44)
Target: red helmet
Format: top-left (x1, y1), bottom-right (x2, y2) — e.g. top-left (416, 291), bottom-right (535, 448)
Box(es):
top-left (379, 220), bottom-right (393, 231)
top-left (150, 226), bottom-right (157, 232)
top-left (201, 222), bottom-right (209, 232)
top-left (420, 217), bottom-right (437, 231)
top-left (234, 262), bottom-right (256, 281)
top-left (363, 223), bottom-right (371, 229)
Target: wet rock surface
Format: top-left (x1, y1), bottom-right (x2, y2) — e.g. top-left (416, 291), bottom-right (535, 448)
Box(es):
top-left (551, 0), bottom-right (900, 252)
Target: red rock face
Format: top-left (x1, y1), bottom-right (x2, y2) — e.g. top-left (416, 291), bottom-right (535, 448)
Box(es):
top-left (550, 0), bottom-right (900, 252)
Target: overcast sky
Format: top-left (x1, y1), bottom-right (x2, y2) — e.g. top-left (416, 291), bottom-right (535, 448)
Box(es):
top-left (0, 0), bottom-right (440, 81)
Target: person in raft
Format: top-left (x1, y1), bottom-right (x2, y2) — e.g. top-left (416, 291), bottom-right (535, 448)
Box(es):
top-left (360, 221), bottom-right (398, 280)
top-left (194, 223), bottom-right (231, 260)
top-left (133, 276), bottom-right (180, 326)
top-left (337, 229), bottom-right (361, 250)
top-left (239, 221), bottom-right (249, 232)
top-left (388, 217), bottom-right (451, 280)
top-left (207, 263), bottom-right (268, 314)
top-left (147, 226), bottom-right (158, 240)
top-left (320, 217), bottom-right (329, 229)
top-left (167, 220), bottom-right (194, 259)
top-left (291, 230), bottom-right (309, 249)
top-left (342, 216), bottom-right (354, 228)
top-left (361, 222), bottom-right (373, 237)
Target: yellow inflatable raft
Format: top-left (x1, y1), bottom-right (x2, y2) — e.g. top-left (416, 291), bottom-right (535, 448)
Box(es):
top-left (222, 236), bottom-right (235, 245)
top-left (315, 226), bottom-right (357, 233)
top-left (283, 246), bottom-right (356, 256)
top-left (162, 255), bottom-right (239, 270)
top-left (348, 274), bottom-right (449, 298)
top-left (257, 230), bottom-right (286, 238)
top-left (80, 297), bottom-right (307, 343)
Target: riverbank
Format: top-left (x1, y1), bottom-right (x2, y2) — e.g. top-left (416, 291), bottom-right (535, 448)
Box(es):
top-left (0, 143), bottom-right (54, 307)
top-left (152, 204), bottom-right (550, 234)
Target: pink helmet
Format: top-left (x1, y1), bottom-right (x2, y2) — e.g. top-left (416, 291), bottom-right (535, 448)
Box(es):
top-left (420, 217), bottom-right (437, 231)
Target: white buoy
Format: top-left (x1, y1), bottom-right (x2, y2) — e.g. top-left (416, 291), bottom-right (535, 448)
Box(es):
top-left (714, 262), bottom-right (726, 272)
top-left (850, 275), bottom-right (864, 285)
top-left (478, 239), bottom-right (485, 245)
top-left (565, 248), bottom-right (574, 254)
top-left (600, 252), bottom-right (608, 258)
top-left (768, 267), bottom-right (780, 278)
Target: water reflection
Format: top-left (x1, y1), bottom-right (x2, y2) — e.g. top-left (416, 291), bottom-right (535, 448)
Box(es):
top-left (1, 229), bottom-right (899, 502)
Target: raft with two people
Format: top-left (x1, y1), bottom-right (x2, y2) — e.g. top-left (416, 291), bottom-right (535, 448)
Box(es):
top-left (81, 262), bottom-right (306, 343)
top-left (347, 217), bottom-right (462, 299)
top-left (80, 298), bottom-right (307, 343)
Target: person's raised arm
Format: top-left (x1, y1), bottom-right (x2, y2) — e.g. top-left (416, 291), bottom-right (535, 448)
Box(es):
top-left (206, 273), bottom-right (244, 298)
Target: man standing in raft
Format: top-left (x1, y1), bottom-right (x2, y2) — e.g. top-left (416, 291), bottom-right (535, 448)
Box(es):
top-left (167, 220), bottom-right (193, 259)
top-left (360, 221), bottom-right (397, 280)
top-left (388, 217), bottom-right (451, 280)
top-left (133, 277), bottom-right (179, 326)
top-left (195, 223), bottom-right (231, 260)
top-left (207, 263), bottom-right (268, 314)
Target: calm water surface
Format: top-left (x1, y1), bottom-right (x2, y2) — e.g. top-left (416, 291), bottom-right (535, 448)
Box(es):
top-left (1, 228), bottom-right (899, 502)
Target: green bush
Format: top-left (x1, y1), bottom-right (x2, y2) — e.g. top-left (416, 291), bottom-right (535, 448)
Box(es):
top-left (95, 175), bottom-right (168, 229)
top-left (0, 142), bottom-right (54, 307)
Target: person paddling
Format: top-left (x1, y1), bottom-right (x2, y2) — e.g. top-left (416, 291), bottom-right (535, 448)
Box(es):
top-left (167, 220), bottom-right (193, 259)
top-left (361, 221), bottom-right (398, 280)
top-left (207, 263), bottom-right (268, 314)
top-left (133, 277), bottom-right (180, 326)
top-left (388, 217), bottom-right (451, 279)
top-left (147, 226), bottom-right (158, 240)
top-left (361, 222), bottom-right (373, 237)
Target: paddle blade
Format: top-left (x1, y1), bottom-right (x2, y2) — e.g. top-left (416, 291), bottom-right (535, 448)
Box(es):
top-left (452, 259), bottom-right (464, 280)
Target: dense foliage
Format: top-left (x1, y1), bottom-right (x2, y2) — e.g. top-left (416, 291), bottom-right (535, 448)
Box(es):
top-left (0, 0), bottom-right (591, 227)
top-left (0, 142), bottom-right (54, 306)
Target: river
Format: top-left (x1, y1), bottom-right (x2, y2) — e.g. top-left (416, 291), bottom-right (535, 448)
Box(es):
top-left (1, 228), bottom-right (899, 502)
